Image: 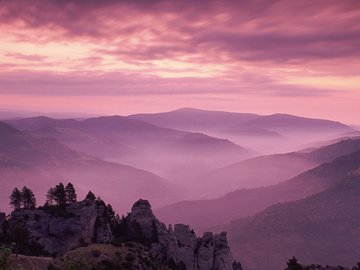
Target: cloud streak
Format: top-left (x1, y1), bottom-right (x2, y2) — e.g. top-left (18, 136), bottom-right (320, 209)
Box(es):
top-left (0, 0), bottom-right (359, 121)
top-left (1, 0), bottom-right (359, 64)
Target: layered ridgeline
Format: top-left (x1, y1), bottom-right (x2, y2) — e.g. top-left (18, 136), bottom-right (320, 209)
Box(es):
top-left (183, 138), bottom-right (360, 197)
top-left (0, 190), bottom-right (238, 270)
top-left (0, 121), bottom-right (180, 213)
top-left (156, 139), bottom-right (360, 230)
top-left (227, 177), bottom-right (360, 270)
top-left (156, 147), bottom-right (360, 269)
top-left (129, 108), bottom-right (354, 154)
top-left (6, 115), bottom-right (253, 181)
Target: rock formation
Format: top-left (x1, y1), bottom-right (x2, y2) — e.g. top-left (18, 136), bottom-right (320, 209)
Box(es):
top-left (4, 199), bottom-right (236, 269)
top-left (7, 200), bottom-right (112, 255)
top-left (126, 199), bottom-right (234, 270)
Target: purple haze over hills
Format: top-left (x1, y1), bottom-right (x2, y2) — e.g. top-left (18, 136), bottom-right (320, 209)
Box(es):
top-left (6, 115), bottom-right (254, 183)
top-left (227, 177), bottom-right (360, 270)
top-left (1, 108), bottom-right (360, 269)
top-left (0, 121), bottom-right (181, 214)
top-left (155, 140), bottom-right (360, 231)
top-left (130, 108), bottom-right (354, 154)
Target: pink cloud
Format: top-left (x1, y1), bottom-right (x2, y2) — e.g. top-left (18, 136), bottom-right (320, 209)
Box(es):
top-left (1, 0), bottom-right (359, 65)
top-left (0, 70), bottom-right (336, 97)
top-left (0, 0), bottom-right (359, 122)
top-left (5, 52), bottom-right (48, 62)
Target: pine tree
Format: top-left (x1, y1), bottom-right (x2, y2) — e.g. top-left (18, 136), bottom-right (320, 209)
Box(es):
top-left (232, 260), bottom-right (243, 270)
top-left (286, 256), bottom-right (303, 270)
top-left (53, 183), bottom-right (66, 206)
top-left (21, 186), bottom-right (36, 209)
top-left (106, 204), bottom-right (116, 224)
top-left (46, 187), bottom-right (55, 206)
top-left (10, 187), bottom-right (22, 210)
top-left (85, 191), bottom-right (96, 201)
top-left (65, 183), bottom-right (77, 204)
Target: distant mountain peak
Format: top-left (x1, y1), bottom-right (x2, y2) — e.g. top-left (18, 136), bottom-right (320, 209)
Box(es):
top-left (174, 107), bottom-right (200, 112)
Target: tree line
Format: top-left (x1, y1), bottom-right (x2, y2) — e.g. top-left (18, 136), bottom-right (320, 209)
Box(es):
top-left (10, 182), bottom-right (97, 210)
top-left (9, 186), bottom-right (36, 210)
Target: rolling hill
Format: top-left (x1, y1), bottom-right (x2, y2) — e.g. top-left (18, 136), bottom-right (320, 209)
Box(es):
top-left (7, 115), bottom-right (253, 181)
top-left (0, 121), bottom-right (180, 214)
top-left (190, 138), bottom-right (360, 197)
top-left (129, 108), bottom-right (354, 154)
top-left (129, 107), bottom-right (260, 132)
top-left (155, 144), bottom-right (360, 231)
top-left (227, 177), bottom-right (360, 270)
top-left (243, 113), bottom-right (351, 132)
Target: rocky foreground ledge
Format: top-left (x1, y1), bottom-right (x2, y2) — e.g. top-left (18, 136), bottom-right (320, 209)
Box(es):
top-left (0, 199), bottom-right (239, 270)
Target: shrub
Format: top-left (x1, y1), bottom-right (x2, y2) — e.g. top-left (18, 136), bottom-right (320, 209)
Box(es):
top-left (0, 245), bottom-right (11, 270)
top-left (91, 249), bottom-right (101, 257)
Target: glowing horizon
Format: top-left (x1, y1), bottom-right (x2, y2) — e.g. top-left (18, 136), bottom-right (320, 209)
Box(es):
top-left (0, 0), bottom-right (359, 124)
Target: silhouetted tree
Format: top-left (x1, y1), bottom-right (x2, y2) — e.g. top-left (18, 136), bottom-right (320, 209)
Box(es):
top-left (46, 187), bottom-right (55, 206)
top-left (232, 260), bottom-right (243, 270)
top-left (286, 256), bottom-right (303, 270)
top-left (65, 183), bottom-right (77, 204)
top-left (85, 191), bottom-right (96, 201)
top-left (21, 186), bottom-right (36, 209)
top-left (352, 262), bottom-right (360, 270)
top-left (9, 187), bottom-right (22, 210)
top-left (53, 183), bottom-right (66, 206)
top-left (106, 204), bottom-right (116, 224)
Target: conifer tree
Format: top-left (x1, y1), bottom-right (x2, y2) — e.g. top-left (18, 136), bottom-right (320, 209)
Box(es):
top-left (106, 204), bottom-right (116, 224)
top-left (46, 187), bottom-right (55, 206)
top-left (65, 183), bottom-right (77, 204)
top-left (352, 262), bottom-right (360, 270)
top-left (232, 260), bottom-right (243, 270)
top-left (53, 183), bottom-right (66, 206)
top-left (9, 187), bottom-right (22, 210)
top-left (21, 186), bottom-right (36, 209)
top-left (286, 256), bottom-right (303, 270)
top-left (85, 191), bottom-right (96, 201)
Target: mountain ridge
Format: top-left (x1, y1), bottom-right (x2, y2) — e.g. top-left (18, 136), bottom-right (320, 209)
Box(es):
top-left (129, 108), bottom-right (354, 154)
top-left (0, 121), bottom-right (181, 214)
top-left (156, 144), bottom-right (360, 231)
top-left (227, 177), bottom-right (360, 270)
top-left (6, 115), bottom-right (254, 182)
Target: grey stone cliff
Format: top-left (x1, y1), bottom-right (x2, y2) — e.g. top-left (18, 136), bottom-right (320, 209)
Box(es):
top-left (128, 199), bottom-right (234, 270)
top-left (5, 199), bottom-right (235, 269)
top-left (7, 200), bottom-right (111, 255)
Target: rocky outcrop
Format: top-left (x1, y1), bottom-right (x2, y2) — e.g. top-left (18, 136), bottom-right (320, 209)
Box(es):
top-left (127, 199), bottom-right (235, 270)
top-left (0, 212), bottom-right (5, 239)
top-left (7, 200), bottom-right (111, 255)
top-left (5, 199), bottom-right (236, 269)
top-left (94, 204), bottom-right (113, 243)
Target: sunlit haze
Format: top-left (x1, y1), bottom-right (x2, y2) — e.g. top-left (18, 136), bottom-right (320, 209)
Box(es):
top-left (0, 0), bottom-right (359, 123)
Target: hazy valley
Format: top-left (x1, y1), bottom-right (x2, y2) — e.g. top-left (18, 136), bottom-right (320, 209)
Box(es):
top-left (1, 108), bottom-right (360, 269)
top-left (1, 1), bottom-right (360, 269)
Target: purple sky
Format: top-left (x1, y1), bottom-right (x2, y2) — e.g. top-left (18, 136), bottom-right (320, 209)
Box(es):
top-left (0, 0), bottom-right (359, 123)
